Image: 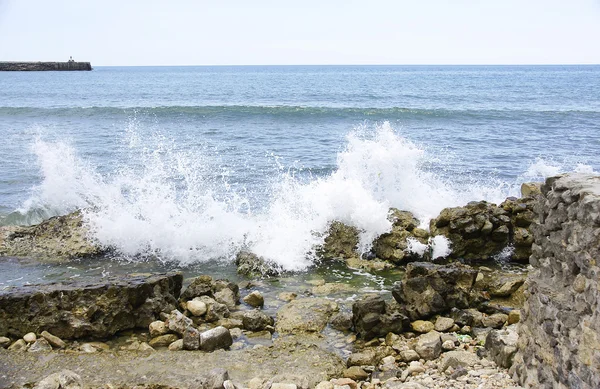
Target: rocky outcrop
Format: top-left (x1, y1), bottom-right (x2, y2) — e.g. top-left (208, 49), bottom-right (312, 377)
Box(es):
top-left (276, 298), bottom-right (338, 334)
top-left (317, 221), bottom-right (360, 260)
top-left (0, 211), bottom-right (103, 261)
top-left (235, 251), bottom-right (281, 277)
top-left (0, 273), bottom-right (182, 339)
top-left (512, 174), bottom-right (600, 389)
top-left (0, 61), bottom-right (92, 71)
top-left (371, 209), bottom-right (429, 264)
top-left (352, 295), bottom-right (409, 340)
top-left (500, 196), bottom-right (537, 262)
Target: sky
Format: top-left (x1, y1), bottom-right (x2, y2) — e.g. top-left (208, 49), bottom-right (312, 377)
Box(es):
top-left (0, 0), bottom-right (599, 66)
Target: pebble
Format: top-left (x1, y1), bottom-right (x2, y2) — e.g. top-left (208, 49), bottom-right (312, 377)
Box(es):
top-left (243, 291), bottom-right (265, 308)
top-left (23, 332), bottom-right (37, 343)
top-left (41, 331), bottom-right (66, 349)
top-left (188, 300), bottom-right (208, 316)
top-left (0, 336), bottom-right (11, 348)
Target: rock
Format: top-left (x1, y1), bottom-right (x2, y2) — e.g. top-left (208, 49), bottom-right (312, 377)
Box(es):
top-left (482, 313), bottom-right (508, 329)
top-left (352, 295), bottom-right (408, 340)
top-left (40, 331), bottom-right (66, 349)
top-left (400, 361), bottom-right (425, 380)
top-left (8, 338), bottom-right (27, 351)
top-left (149, 320), bottom-right (169, 338)
top-left (166, 310), bottom-right (194, 335)
top-left (243, 291), bottom-right (265, 308)
top-left (202, 368), bottom-right (229, 389)
top-left (278, 292), bottom-right (297, 302)
top-left (79, 343), bottom-right (98, 353)
top-left (276, 298), bottom-right (338, 334)
top-left (329, 312), bottom-right (353, 331)
top-left (439, 350), bottom-right (481, 372)
top-left (149, 334), bottom-right (179, 348)
top-left (28, 338), bottom-right (52, 352)
top-left (311, 283), bottom-right (354, 295)
top-left (343, 366), bottom-right (369, 380)
top-left (214, 286), bottom-right (238, 310)
top-left (411, 320), bottom-right (434, 333)
top-left (188, 299), bottom-right (208, 316)
top-left (183, 326), bottom-right (200, 350)
top-left (371, 209), bottom-right (430, 264)
top-left (242, 310), bottom-right (274, 331)
top-left (485, 326), bottom-right (518, 368)
top-left (0, 336), bottom-right (11, 348)
top-left (347, 349), bottom-right (377, 366)
top-left (180, 275), bottom-right (213, 300)
top-left (520, 182), bottom-right (542, 197)
top-left (271, 384), bottom-right (297, 389)
top-left (0, 210), bottom-right (104, 260)
top-left (451, 308), bottom-right (484, 327)
top-left (414, 331), bottom-right (442, 360)
top-left (392, 262), bottom-right (478, 320)
top-left (200, 326), bottom-right (233, 352)
top-left (34, 370), bottom-right (83, 389)
top-left (331, 378), bottom-right (357, 389)
top-left (23, 332), bottom-right (37, 343)
top-left (317, 221), bottom-right (360, 260)
top-left (236, 251), bottom-right (281, 277)
top-left (315, 382), bottom-right (334, 389)
top-left (168, 338), bottom-right (184, 351)
top-left (442, 340), bottom-right (456, 351)
top-left (0, 272), bottom-right (182, 340)
top-left (195, 296), bottom-right (230, 322)
top-left (399, 349), bottom-right (420, 362)
top-left (434, 317), bottom-right (455, 332)
top-left (507, 310), bottom-right (521, 324)
top-left (385, 382), bottom-right (426, 389)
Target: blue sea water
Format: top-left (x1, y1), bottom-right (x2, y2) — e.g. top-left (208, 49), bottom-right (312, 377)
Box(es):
top-left (0, 65), bottom-right (599, 270)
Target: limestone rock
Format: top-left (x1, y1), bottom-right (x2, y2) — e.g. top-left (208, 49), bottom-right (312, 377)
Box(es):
top-left (149, 320), bottom-right (169, 338)
top-left (202, 368), bottom-right (229, 389)
top-left (276, 298), bottom-right (338, 334)
top-left (507, 310), bottom-right (521, 324)
top-left (399, 349), bottom-right (420, 362)
top-left (482, 313), bottom-right (508, 329)
top-left (242, 310), bottom-right (274, 331)
top-left (149, 334), bottom-right (179, 348)
top-left (352, 295), bottom-right (408, 340)
top-left (411, 320), bottom-right (434, 333)
top-left (183, 326), bottom-right (200, 350)
top-left (200, 326), bottom-right (233, 352)
top-left (329, 312), bottom-right (353, 331)
top-left (28, 338), bottom-right (52, 352)
top-left (243, 291), bottom-right (265, 308)
top-left (188, 299), bottom-right (208, 316)
top-left (439, 350), bottom-right (481, 372)
top-left (23, 332), bottom-right (37, 343)
top-left (371, 209), bottom-right (430, 264)
top-left (317, 221), bottom-right (360, 260)
top-left (434, 317), bottom-right (455, 332)
top-left (180, 275), bottom-right (213, 300)
top-left (165, 310), bottom-right (193, 336)
top-left (0, 272), bottom-right (182, 340)
top-left (168, 338), bottom-right (184, 351)
top-left (8, 338), bottom-right (27, 351)
top-left (41, 331), bottom-right (66, 349)
top-left (485, 326), bottom-right (518, 368)
top-left (236, 251), bottom-right (281, 277)
top-left (0, 336), bottom-right (11, 348)
top-left (414, 331), bottom-right (442, 360)
top-left (34, 370), bottom-right (82, 389)
top-left (347, 349), bottom-right (378, 366)
top-left (520, 182), bottom-right (542, 197)
top-left (343, 366), bottom-right (369, 381)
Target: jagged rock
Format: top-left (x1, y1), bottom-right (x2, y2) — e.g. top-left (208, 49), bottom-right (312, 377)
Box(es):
top-left (317, 221), bottom-right (360, 260)
top-left (482, 313), bottom-right (508, 329)
top-left (391, 262), bottom-right (478, 320)
top-left (434, 317), bottom-right (455, 332)
top-left (212, 279), bottom-right (240, 309)
top-left (0, 210), bottom-right (104, 261)
top-left (450, 308), bottom-right (484, 327)
top-left (0, 273), bottom-right (181, 340)
top-left (242, 310), bottom-right (274, 331)
top-left (149, 320), bottom-right (169, 337)
top-left (414, 331), bottom-right (442, 360)
top-left (183, 326), bottom-right (200, 350)
top-left (41, 331), bottom-right (66, 349)
top-left (371, 209), bottom-right (429, 264)
top-left (439, 350), bottom-right (481, 372)
top-left (165, 310), bottom-right (193, 336)
top-left (276, 298), bottom-right (338, 334)
top-left (430, 201), bottom-right (511, 261)
top-left (149, 334), bottom-right (179, 348)
top-left (180, 275), bottom-right (213, 300)
top-left (442, 339), bottom-right (455, 351)
top-left (329, 312), bottom-right (353, 331)
top-left (347, 349), bottom-right (377, 366)
top-left (243, 291), bottom-right (264, 308)
top-left (202, 368), bottom-right (229, 389)
top-left (236, 251), bottom-right (281, 277)
top-left (200, 326), bottom-right (233, 352)
top-left (500, 196), bottom-right (537, 262)
top-left (34, 370), bottom-right (83, 389)
top-left (28, 338), bottom-right (52, 352)
top-left (486, 326), bottom-right (518, 368)
top-left (352, 295), bottom-right (409, 340)
top-left (399, 349), bottom-right (420, 362)
top-left (520, 182), bottom-right (542, 197)
top-left (508, 310), bottom-right (521, 324)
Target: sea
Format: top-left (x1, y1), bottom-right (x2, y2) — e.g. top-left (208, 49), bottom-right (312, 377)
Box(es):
top-left (1, 65), bottom-right (599, 275)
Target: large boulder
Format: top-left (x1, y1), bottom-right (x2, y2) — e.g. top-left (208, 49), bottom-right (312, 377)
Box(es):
top-left (352, 295), bottom-right (409, 340)
top-left (317, 221), bottom-right (360, 260)
top-left (276, 298), bottom-right (338, 334)
top-left (371, 209), bottom-right (429, 264)
top-left (0, 272), bottom-right (182, 339)
top-left (485, 325), bottom-right (518, 368)
top-left (391, 262), bottom-right (478, 320)
top-left (0, 211), bottom-right (104, 261)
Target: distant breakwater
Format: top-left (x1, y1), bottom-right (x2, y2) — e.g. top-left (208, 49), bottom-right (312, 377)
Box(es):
top-left (0, 61), bottom-right (91, 71)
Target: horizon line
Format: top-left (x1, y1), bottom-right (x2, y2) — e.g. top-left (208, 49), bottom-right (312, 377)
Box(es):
top-left (88, 63), bottom-right (600, 67)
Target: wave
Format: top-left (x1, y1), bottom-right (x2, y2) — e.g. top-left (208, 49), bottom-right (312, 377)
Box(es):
top-left (9, 122), bottom-right (596, 270)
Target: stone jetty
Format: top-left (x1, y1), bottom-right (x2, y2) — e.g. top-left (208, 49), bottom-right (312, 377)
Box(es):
top-left (0, 61), bottom-right (92, 71)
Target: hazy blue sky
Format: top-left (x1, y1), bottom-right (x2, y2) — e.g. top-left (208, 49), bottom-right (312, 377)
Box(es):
top-left (1, 0), bottom-right (599, 66)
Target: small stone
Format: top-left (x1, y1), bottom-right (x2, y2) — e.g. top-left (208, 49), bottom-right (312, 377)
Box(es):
top-left (149, 320), bottom-right (170, 337)
top-left (278, 292), bottom-right (297, 302)
top-left (41, 331), bottom-right (66, 349)
top-left (8, 339), bottom-right (28, 351)
top-left (242, 309), bottom-right (274, 331)
top-left (442, 340), bottom-right (456, 351)
top-left (439, 350), bottom-right (481, 372)
top-left (330, 312), bottom-right (354, 331)
top-left (0, 336), bottom-right (11, 348)
top-left (188, 299), bottom-right (208, 316)
top-left (23, 332), bottom-right (37, 343)
top-left (331, 378), bottom-right (357, 389)
top-left (223, 380), bottom-right (236, 389)
top-left (434, 317), bottom-right (455, 332)
top-left (230, 327), bottom-right (243, 339)
top-left (149, 334), bottom-right (179, 348)
top-left (183, 326), bottom-right (200, 350)
top-left (166, 310), bottom-right (194, 335)
top-left (399, 349), bottom-right (420, 362)
top-left (508, 310), bottom-right (521, 325)
top-left (315, 381), bottom-right (334, 389)
top-left (243, 291), bottom-right (265, 307)
top-left (344, 366), bottom-right (369, 380)
top-left (28, 338), bottom-right (52, 352)
top-left (168, 339), bottom-right (184, 351)
top-left (411, 320), bottom-right (434, 333)
top-left (36, 370), bottom-right (82, 389)
top-left (200, 326), bottom-right (233, 352)
top-left (573, 274), bottom-right (586, 293)
top-left (79, 343), bottom-right (98, 353)
top-left (137, 342), bottom-right (154, 351)
top-left (482, 313), bottom-right (508, 329)
top-left (203, 368), bottom-right (229, 389)
top-left (381, 355), bottom-right (396, 365)
top-left (414, 331), bottom-right (442, 360)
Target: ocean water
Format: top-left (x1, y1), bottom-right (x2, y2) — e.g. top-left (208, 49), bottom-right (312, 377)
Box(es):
top-left (0, 65), bottom-right (599, 271)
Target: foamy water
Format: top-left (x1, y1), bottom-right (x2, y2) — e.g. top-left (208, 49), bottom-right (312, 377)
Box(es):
top-left (13, 122), bottom-right (594, 270)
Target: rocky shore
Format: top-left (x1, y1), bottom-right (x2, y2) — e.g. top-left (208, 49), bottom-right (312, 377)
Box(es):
top-left (0, 62), bottom-right (92, 71)
top-left (0, 174), bottom-right (598, 388)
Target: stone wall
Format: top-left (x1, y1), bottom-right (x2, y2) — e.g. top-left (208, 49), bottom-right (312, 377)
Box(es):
top-left (0, 62), bottom-right (92, 71)
top-left (512, 174), bottom-right (600, 388)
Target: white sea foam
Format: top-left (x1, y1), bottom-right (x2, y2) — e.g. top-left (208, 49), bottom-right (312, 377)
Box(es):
top-left (20, 122), bottom-right (592, 270)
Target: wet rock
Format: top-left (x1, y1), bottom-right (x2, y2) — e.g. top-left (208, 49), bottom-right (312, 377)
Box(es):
top-left (311, 283), bottom-right (354, 295)
top-left (202, 368), bottom-right (229, 389)
top-left (28, 338), bottom-right (52, 352)
top-left (41, 331), bottom-right (66, 349)
top-left (391, 262), bottom-right (478, 320)
top-left (236, 251), bottom-right (281, 277)
top-left (278, 292), bottom-right (297, 302)
top-left (439, 350), bottom-right (480, 372)
top-left (352, 295), bottom-right (408, 340)
top-left (8, 338), bottom-right (27, 351)
top-left (0, 272), bottom-right (182, 340)
top-left (243, 291), bottom-right (264, 308)
top-left (500, 196), bottom-right (537, 262)
top-left (242, 310), bottom-right (274, 331)
top-left (482, 313), bottom-right (508, 329)
top-left (149, 320), bottom-right (169, 337)
top-left (485, 326), bottom-right (518, 368)
top-left (34, 369), bottom-right (83, 389)
top-left (317, 221), bottom-right (360, 260)
top-left (213, 281), bottom-right (239, 310)
top-left (343, 366), bottom-right (369, 381)
top-left (414, 331), bottom-right (442, 360)
top-left (188, 299), bottom-right (208, 316)
top-left (23, 332), bottom-right (37, 343)
top-left (411, 320), bottom-right (434, 333)
top-left (149, 334), bottom-right (179, 348)
top-left (198, 296), bottom-right (230, 322)
top-left (0, 336), bottom-right (11, 348)
top-left (520, 182), bottom-right (542, 197)
top-left (434, 317), bottom-right (455, 332)
top-left (183, 326), bottom-right (200, 350)
top-left (168, 338), bottom-right (184, 351)
top-left (329, 312), bottom-right (353, 331)
top-left (200, 326), bottom-right (233, 352)
top-left (165, 310), bottom-right (193, 336)
top-left (180, 275), bottom-right (213, 300)
top-left (371, 209), bottom-right (429, 264)
top-left (0, 210), bottom-right (104, 261)
top-left (276, 298), bottom-right (338, 334)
